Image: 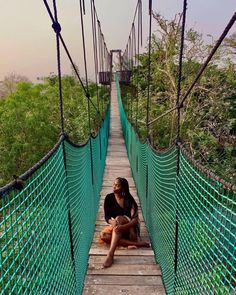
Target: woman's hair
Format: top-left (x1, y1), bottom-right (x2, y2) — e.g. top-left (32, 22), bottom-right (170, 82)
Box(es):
top-left (116, 177), bottom-right (138, 218)
top-left (116, 177), bottom-right (130, 195)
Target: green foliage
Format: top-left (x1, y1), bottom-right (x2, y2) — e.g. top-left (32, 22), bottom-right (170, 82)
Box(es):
top-left (121, 13), bottom-right (236, 185)
top-left (0, 76), bottom-right (109, 187)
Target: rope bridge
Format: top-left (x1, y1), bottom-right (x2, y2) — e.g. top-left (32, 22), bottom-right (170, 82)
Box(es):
top-left (117, 77), bottom-right (236, 294)
top-left (0, 108), bottom-right (110, 294)
top-left (1, 0), bottom-right (236, 294)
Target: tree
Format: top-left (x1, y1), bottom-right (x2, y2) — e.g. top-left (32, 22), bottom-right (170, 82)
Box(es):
top-left (121, 13), bottom-right (236, 184)
top-left (0, 75), bottom-right (110, 187)
top-left (0, 73), bottom-right (30, 97)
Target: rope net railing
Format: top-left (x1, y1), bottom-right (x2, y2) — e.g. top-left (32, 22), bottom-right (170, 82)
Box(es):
top-left (116, 77), bottom-right (236, 294)
top-left (0, 107), bottom-right (110, 294)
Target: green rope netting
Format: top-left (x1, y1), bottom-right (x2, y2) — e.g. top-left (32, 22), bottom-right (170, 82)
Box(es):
top-left (0, 106), bottom-right (110, 295)
top-left (116, 77), bottom-right (236, 295)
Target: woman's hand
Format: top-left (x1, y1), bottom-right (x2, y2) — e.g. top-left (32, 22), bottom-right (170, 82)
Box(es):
top-left (109, 218), bottom-right (117, 227)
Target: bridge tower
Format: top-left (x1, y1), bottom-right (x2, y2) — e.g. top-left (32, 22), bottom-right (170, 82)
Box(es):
top-left (99, 49), bottom-right (131, 85)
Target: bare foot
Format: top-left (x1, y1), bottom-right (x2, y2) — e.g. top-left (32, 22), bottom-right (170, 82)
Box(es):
top-left (127, 245), bottom-right (138, 250)
top-left (137, 241), bottom-right (150, 247)
top-left (102, 254), bottom-right (113, 268)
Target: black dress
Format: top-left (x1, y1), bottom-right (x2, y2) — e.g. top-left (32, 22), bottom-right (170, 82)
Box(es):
top-left (104, 193), bottom-right (140, 235)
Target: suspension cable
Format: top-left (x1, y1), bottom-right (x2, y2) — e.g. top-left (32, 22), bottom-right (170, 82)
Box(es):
top-left (45, 0), bottom-right (64, 135)
top-left (148, 11), bottom-right (236, 126)
top-left (79, 0), bottom-right (89, 93)
top-left (135, 0), bottom-right (142, 129)
top-left (174, 2), bottom-right (187, 294)
top-left (176, 0), bottom-right (187, 153)
top-left (122, 0), bottom-right (142, 70)
top-left (42, 0), bottom-right (101, 118)
top-left (146, 0), bottom-right (152, 139)
top-left (79, 0), bottom-right (94, 184)
top-left (90, 0), bottom-right (101, 119)
top-left (180, 11), bottom-right (236, 107)
top-left (90, 0), bottom-right (102, 160)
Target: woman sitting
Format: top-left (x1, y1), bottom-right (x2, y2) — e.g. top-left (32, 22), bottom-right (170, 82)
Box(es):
top-left (100, 177), bottom-right (150, 268)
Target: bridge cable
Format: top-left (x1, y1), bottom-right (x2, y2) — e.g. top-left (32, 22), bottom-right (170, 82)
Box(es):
top-left (90, 0), bottom-right (102, 160)
top-left (91, 0), bottom-right (100, 114)
top-left (173, 0), bottom-right (188, 293)
top-left (147, 11), bottom-right (236, 126)
top-left (136, 0), bottom-right (142, 129)
top-left (79, 0), bottom-right (94, 185)
top-left (122, 1), bottom-right (143, 126)
top-left (50, 0), bottom-right (64, 135)
top-left (52, 0), bottom-right (78, 283)
top-left (146, 0), bottom-right (152, 140)
top-left (97, 20), bottom-right (104, 112)
top-left (42, 0), bottom-right (102, 120)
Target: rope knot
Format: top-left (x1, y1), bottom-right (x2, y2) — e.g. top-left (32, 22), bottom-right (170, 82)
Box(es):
top-left (13, 175), bottom-right (24, 191)
top-left (52, 21), bottom-right (61, 34)
top-left (176, 102), bottom-right (184, 109)
top-left (175, 138), bottom-right (182, 146)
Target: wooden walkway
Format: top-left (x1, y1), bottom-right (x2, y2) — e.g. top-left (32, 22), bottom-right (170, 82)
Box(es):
top-left (82, 82), bottom-right (166, 295)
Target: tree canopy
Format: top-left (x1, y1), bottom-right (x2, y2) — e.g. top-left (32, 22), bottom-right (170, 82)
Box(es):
top-left (121, 13), bottom-right (236, 185)
top-left (0, 75), bottom-right (109, 187)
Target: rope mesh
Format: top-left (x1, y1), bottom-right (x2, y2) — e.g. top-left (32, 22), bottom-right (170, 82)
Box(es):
top-left (116, 76), bottom-right (236, 294)
top-left (0, 106), bottom-right (110, 294)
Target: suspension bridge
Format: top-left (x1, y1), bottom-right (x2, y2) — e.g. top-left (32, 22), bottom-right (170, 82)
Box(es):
top-left (1, 0), bottom-right (236, 294)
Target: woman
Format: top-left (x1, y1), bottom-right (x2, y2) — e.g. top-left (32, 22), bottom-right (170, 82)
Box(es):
top-left (100, 177), bottom-right (150, 268)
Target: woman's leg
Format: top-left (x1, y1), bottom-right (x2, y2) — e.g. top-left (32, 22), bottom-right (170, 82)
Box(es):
top-left (103, 230), bottom-right (122, 267)
top-left (103, 227), bottom-right (150, 267)
top-left (117, 236), bottom-right (150, 247)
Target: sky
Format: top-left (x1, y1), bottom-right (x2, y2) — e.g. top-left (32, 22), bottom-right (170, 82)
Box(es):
top-left (0, 0), bottom-right (235, 82)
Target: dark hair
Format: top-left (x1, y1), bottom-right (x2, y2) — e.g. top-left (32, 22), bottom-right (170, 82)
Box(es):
top-left (116, 177), bottom-right (138, 218)
top-left (116, 177), bottom-right (130, 195)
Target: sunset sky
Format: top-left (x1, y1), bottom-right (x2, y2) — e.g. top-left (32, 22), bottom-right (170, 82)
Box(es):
top-left (0, 0), bottom-right (235, 82)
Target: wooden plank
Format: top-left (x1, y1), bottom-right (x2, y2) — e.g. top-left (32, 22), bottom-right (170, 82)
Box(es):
top-left (83, 285), bottom-right (166, 295)
top-left (89, 248), bottom-right (154, 256)
top-left (88, 255), bottom-right (156, 265)
top-left (87, 264), bottom-right (161, 275)
top-left (84, 275), bottom-right (164, 286)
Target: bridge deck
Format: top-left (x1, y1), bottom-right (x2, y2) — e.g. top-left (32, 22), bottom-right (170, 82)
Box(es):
top-left (82, 82), bottom-right (166, 295)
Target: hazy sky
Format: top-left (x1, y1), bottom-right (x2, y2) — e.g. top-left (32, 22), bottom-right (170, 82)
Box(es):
top-left (0, 0), bottom-right (235, 82)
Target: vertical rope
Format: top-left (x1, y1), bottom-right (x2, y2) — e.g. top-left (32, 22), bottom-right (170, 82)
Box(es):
top-left (97, 21), bottom-right (101, 73)
top-left (136, 0), bottom-right (142, 129)
top-left (130, 25), bottom-right (135, 122)
top-left (174, 1), bottom-right (187, 293)
top-left (101, 36), bottom-right (105, 72)
top-left (176, 0), bottom-right (187, 158)
top-left (133, 23), bottom-right (137, 66)
top-left (146, 0), bottom-right (152, 139)
top-left (51, 0), bottom-right (64, 135)
top-left (51, 0), bottom-right (77, 285)
top-left (90, 0), bottom-right (102, 160)
top-left (79, 0), bottom-right (94, 184)
top-left (140, 0), bottom-right (143, 47)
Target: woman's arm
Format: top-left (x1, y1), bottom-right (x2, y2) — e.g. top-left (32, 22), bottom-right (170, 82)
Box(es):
top-left (114, 217), bottom-right (138, 233)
